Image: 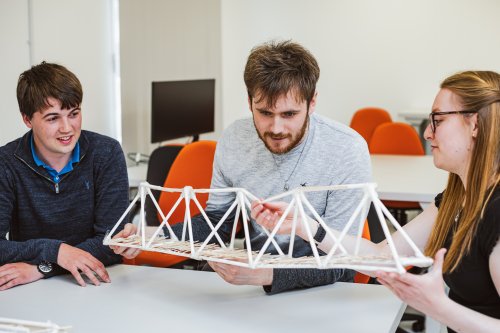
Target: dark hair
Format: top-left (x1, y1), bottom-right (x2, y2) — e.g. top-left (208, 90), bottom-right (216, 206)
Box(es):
top-left (16, 61), bottom-right (82, 119)
top-left (244, 40), bottom-right (320, 109)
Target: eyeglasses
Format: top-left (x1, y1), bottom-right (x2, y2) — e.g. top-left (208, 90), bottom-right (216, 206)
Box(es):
top-left (428, 110), bottom-right (478, 133)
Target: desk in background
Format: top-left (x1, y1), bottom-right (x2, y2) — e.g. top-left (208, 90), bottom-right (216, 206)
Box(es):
top-left (0, 265), bottom-right (405, 333)
top-left (371, 154), bottom-right (447, 207)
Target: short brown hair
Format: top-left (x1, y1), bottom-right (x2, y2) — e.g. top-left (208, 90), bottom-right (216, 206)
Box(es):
top-left (244, 40), bottom-right (320, 109)
top-left (17, 61), bottom-right (82, 118)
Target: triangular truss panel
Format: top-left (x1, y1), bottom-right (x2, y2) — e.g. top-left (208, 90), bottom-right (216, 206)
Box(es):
top-left (104, 182), bottom-right (433, 273)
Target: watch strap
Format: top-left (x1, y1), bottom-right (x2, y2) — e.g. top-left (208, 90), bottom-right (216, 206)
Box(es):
top-left (37, 261), bottom-right (53, 278)
top-left (313, 225), bottom-right (326, 243)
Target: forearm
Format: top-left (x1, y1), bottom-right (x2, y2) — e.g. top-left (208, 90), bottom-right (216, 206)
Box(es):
top-left (431, 297), bottom-right (500, 333)
top-left (0, 239), bottom-right (63, 265)
top-left (297, 217), bottom-right (380, 257)
top-left (265, 268), bottom-right (355, 295)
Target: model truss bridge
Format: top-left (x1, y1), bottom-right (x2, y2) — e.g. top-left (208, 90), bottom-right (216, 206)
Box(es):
top-left (104, 182), bottom-right (433, 273)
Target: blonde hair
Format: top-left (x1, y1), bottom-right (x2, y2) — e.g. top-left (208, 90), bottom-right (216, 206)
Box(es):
top-left (425, 71), bottom-right (500, 272)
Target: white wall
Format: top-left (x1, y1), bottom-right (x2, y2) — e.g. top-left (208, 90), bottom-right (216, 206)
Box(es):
top-left (3, 1), bottom-right (500, 151)
top-left (0, 0), bottom-right (31, 145)
top-left (221, 0), bottom-right (500, 128)
top-left (0, 0), bottom-right (119, 146)
top-left (120, 0), bottom-right (221, 156)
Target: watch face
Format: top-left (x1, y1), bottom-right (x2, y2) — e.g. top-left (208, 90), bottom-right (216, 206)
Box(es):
top-left (38, 261), bottom-right (53, 274)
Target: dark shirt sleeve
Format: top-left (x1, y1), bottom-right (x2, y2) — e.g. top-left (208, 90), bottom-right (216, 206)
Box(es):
top-left (74, 140), bottom-right (128, 266)
top-left (0, 158), bottom-right (64, 265)
top-left (265, 268), bottom-right (355, 295)
top-left (479, 189), bottom-right (500, 257)
top-left (434, 192), bottom-right (444, 209)
top-left (264, 244), bottom-right (355, 294)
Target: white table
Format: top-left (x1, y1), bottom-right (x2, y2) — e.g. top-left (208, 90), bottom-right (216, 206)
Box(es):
top-left (0, 265), bottom-right (405, 333)
top-left (371, 154), bottom-right (447, 207)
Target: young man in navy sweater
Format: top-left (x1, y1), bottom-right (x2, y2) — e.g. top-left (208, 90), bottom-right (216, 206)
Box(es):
top-left (0, 62), bottom-right (128, 290)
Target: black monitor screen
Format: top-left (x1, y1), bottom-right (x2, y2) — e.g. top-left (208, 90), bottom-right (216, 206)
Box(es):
top-left (151, 79), bottom-right (215, 143)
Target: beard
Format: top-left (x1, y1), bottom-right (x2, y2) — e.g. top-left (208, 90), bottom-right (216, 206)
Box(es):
top-left (255, 114), bottom-right (309, 155)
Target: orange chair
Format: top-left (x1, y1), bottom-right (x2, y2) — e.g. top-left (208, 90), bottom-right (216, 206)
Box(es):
top-left (369, 122), bottom-right (425, 225)
top-left (349, 107), bottom-right (392, 146)
top-left (126, 140), bottom-right (217, 267)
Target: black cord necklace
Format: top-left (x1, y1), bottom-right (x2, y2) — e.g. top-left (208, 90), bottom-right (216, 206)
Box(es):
top-left (271, 129), bottom-right (309, 192)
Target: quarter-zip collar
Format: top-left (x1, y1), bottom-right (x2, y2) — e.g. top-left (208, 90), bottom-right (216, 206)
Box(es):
top-left (13, 130), bottom-right (90, 192)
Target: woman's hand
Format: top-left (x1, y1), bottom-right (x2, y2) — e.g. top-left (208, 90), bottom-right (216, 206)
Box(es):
top-left (376, 248), bottom-right (448, 315)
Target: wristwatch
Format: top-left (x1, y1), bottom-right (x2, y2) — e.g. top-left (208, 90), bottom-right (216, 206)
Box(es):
top-left (37, 261), bottom-right (53, 277)
top-left (313, 225), bottom-right (327, 243)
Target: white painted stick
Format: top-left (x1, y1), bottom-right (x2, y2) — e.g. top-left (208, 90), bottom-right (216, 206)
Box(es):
top-left (145, 187), bottom-right (178, 242)
top-left (324, 194), bottom-right (368, 262)
top-left (196, 199), bottom-right (239, 254)
top-left (104, 190), bottom-right (140, 244)
top-left (295, 192), bottom-right (322, 267)
top-left (376, 197), bottom-right (426, 258)
top-left (242, 194), bottom-right (285, 256)
top-left (191, 193), bottom-right (227, 248)
top-left (367, 187), bottom-right (405, 273)
top-left (287, 202), bottom-right (299, 258)
top-left (147, 192), bottom-right (185, 247)
top-left (254, 197), bottom-right (295, 265)
top-left (238, 192), bottom-right (254, 267)
top-left (299, 192), bottom-right (348, 254)
top-left (229, 202), bottom-right (241, 249)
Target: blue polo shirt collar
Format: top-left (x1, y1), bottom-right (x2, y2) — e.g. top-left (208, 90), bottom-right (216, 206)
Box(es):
top-left (30, 134), bottom-right (80, 183)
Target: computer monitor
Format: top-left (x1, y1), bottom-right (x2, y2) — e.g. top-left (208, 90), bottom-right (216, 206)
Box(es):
top-left (151, 79), bottom-right (215, 143)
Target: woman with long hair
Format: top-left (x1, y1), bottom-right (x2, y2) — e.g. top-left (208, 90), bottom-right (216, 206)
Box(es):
top-left (252, 71), bottom-right (500, 333)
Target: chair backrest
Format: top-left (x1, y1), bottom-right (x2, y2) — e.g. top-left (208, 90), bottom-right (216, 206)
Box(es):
top-left (157, 140), bottom-right (217, 225)
top-left (145, 145), bottom-right (184, 226)
top-left (369, 122), bottom-right (425, 155)
top-left (350, 107), bottom-right (392, 145)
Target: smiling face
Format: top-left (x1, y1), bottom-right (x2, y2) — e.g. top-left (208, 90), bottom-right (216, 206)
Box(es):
top-left (250, 90), bottom-right (316, 155)
top-left (424, 88), bottom-right (478, 179)
top-left (22, 97), bottom-right (82, 169)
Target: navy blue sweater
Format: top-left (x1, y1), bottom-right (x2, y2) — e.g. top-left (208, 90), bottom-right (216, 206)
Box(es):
top-left (0, 130), bottom-right (128, 272)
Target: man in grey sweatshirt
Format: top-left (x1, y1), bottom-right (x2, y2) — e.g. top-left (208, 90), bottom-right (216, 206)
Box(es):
top-left (114, 40), bottom-right (371, 294)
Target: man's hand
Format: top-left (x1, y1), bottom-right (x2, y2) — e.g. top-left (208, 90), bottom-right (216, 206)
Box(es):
top-left (251, 200), bottom-right (315, 239)
top-left (208, 261), bottom-right (273, 286)
top-left (0, 263), bottom-right (43, 291)
top-left (57, 243), bottom-right (110, 287)
top-left (109, 223), bottom-right (142, 259)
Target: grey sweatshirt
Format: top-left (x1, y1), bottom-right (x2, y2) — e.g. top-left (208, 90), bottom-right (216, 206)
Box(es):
top-left (171, 113), bottom-right (371, 293)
